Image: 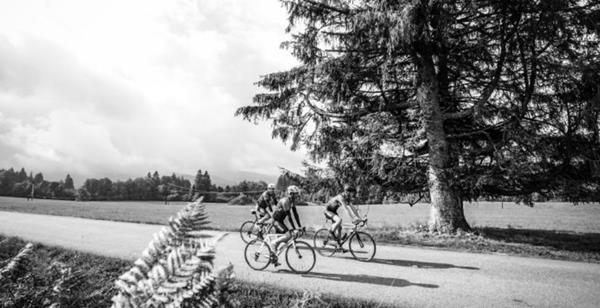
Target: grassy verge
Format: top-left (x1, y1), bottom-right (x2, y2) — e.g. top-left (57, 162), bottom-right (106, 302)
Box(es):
top-left (0, 235), bottom-right (389, 308)
top-left (365, 224), bottom-right (600, 263)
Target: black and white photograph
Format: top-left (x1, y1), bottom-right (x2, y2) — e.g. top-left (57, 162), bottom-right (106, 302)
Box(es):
top-left (1, 0), bottom-right (599, 307)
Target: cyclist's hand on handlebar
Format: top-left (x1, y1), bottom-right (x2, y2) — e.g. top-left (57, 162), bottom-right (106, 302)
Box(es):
top-left (354, 218), bottom-right (367, 226)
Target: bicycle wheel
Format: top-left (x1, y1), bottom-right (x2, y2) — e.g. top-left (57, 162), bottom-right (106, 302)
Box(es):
top-left (285, 240), bottom-right (316, 274)
top-left (313, 228), bottom-right (337, 257)
top-left (244, 239), bottom-right (272, 270)
top-left (240, 220), bottom-right (257, 243)
top-left (349, 231), bottom-right (376, 262)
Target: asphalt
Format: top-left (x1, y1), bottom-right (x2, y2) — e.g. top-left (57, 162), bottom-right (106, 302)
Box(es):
top-left (1, 211), bottom-right (599, 307)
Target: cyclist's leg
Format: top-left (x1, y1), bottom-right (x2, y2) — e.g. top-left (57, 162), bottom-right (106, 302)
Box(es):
top-left (252, 206), bottom-right (264, 232)
top-left (271, 220), bottom-right (290, 252)
top-left (257, 208), bottom-right (271, 225)
top-left (332, 215), bottom-right (343, 242)
top-left (253, 205), bottom-right (261, 221)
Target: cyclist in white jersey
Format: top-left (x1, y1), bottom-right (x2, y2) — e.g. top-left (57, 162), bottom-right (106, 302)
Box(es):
top-left (324, 184), bottom-right (362, 244)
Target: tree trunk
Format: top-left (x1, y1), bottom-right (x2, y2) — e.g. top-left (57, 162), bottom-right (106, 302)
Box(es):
top-left (417, 53), bottom-right (470, 233)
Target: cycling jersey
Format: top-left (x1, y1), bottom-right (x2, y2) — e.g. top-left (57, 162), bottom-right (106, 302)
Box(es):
top-left (272, 196), bottom-right (301, 233)
top-left (272, 197), bottom-right (294, 221)
top-left (325, 194), bottom-right (350, 214)
top-left (257, 190), bottom-right (277, 211)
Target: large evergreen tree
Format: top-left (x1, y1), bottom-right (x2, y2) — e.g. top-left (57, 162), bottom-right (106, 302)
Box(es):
top-left (237, 0), bottom-right (600, 232)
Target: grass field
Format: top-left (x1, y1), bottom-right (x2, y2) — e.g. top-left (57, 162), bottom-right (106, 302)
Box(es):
top-left (1, 196), bottom-right (599, 262)
top-left (0, 196), bottom-right (599, 233)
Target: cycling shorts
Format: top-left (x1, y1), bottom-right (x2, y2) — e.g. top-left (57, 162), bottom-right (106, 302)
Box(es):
top-left (253, 206), bottom-right (268, 217)
top-left (324, 209), bottom-right (339, 220)
top-left (326, 203), bottom-right (340, 213)
top-left (272, 209), bottom-right (287, 222)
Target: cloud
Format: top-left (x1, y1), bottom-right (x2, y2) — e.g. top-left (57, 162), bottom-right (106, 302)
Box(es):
top-left (0, 0), bottom-right (305, 186)
top-left (0, 34), bottom-right (145, 120)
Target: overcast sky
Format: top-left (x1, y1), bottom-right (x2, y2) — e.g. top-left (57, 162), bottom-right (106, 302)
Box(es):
top-left (0, 0), bottom-right (307, 185)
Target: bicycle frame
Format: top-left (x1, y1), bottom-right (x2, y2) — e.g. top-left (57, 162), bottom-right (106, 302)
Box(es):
top-left (328, 219), bottom-right (368, 246)
top-left (262, 231), bottom-right (301, 254)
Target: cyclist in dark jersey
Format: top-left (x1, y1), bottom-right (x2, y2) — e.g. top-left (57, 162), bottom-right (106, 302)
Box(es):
top-left (255, 183), bottom-right (278, 225)
top-left (270, 185), bottom-right (303, 255)
top-left (325, 184), bottom-right (362, 244)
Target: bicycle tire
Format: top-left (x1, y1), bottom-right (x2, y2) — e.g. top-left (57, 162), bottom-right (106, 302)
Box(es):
top-left (313, 228), bottom-right (337, 257)
top-left (240, 220), bottom-right (257, 243)
top-left (349, 231), bottom-right (376, 262)
top-left (244, 239), bottom-right (272, 270)
top-left (285, 240), bottom-right (316, 274)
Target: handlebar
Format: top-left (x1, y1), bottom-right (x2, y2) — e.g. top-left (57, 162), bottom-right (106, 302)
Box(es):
top-left (291, 227), bottom-right (306, 239)
top-left (354, 218), bottom-right (368, 228)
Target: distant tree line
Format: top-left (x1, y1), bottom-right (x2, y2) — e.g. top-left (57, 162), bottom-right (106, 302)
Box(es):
top-left (0, 167), bottom-right (275, 203)
top-left (0, 167), bottom-right (76, 200)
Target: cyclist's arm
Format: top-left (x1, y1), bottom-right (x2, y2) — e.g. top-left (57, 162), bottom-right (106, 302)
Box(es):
top-left (341, 199), bottom-right (358, 221)
top-left (289, 205), bottom-right (301, 229)
top-left (350, 204), bottom-right (363, 220)
top-left (268, 196), bottom-right (277, 213)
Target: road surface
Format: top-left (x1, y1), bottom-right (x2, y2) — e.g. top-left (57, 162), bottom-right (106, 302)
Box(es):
top-left (1, 211), bottom-right (599, 307)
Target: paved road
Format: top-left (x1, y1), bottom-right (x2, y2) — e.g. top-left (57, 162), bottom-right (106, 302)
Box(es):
top-left (1, 211), bottom-right (599, 307)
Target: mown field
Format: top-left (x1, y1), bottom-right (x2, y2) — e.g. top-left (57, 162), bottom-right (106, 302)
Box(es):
top-left (1, 196), bottom-right (600, 262)
top-left (0, 196), bottom-right (599, 233)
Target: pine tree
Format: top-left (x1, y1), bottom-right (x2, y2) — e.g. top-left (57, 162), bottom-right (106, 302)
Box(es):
top-left (17, 168), bottom-right (27, 182)
top-left (64, 174), bottom-right (74, 190)
top-left (194, 170), bottom-right (203, 191)
top-left (236, 0), bottom-right (600, 232)
top-left (203, 171), bottom-right (212, 191)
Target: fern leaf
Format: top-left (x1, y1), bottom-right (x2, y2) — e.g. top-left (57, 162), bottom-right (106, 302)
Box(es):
top-left (112, 198), bottom-right (226, 308)
top-left (0, 242), bottom-right (35, 282)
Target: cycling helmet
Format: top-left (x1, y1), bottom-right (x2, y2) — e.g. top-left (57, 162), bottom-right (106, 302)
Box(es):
top-left (267, 183), bottom-right (276, 190)
top-left (287, 185), bottom-right (300, 196)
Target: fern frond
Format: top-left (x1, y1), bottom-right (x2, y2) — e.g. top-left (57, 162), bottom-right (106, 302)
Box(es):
top-left (112, 198), bottom-right (227, 308)
top-left (0, 242), bottom-right (35, 282)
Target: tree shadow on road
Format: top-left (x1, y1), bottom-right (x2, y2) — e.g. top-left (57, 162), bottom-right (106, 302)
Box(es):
top-left (366, 258), bottom-right (479, 270)
top-left (298, 271), bottom-right (439, 288)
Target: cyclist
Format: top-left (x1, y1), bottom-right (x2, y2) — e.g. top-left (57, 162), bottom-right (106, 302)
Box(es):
top-left (270, 185), bottom-right (303, 263)
top-left (324, 184), bottom-right (363, 246)
top-left (254, 183), bottom-right (278, 227)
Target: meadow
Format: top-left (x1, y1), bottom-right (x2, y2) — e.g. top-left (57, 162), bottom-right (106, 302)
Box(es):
top-left (0, 196), bottom-right (599, 233)
top-left (2, 196), bottom-right (600, 262)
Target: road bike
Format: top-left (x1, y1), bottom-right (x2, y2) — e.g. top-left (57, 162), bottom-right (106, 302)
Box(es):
top-left (239, 208), bottom-right (274, 243)
top-left (313, 218), bottom-right (376, 262)
top-left (244, 227), bottom-right (316, 274)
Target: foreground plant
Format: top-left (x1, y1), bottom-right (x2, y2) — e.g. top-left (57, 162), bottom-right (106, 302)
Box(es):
top-left (111, 198), bottom-right (231, 308)
top-left (0, 242), bottom-right (35, 283)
